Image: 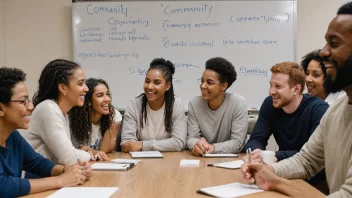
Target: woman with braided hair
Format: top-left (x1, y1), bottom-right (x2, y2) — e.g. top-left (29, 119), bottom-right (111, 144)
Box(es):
top-left (121, 58), bottom-right (187, 152)
top-left (22, 59), bottom-right (93, 166)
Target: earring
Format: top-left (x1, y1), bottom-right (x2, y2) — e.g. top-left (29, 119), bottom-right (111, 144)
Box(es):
top-left (0, 112), bottom-right (4, 116)
top-left (64, 92), bottom-right (67, 96)
top-left (166, 88), bottom-right (169, 91)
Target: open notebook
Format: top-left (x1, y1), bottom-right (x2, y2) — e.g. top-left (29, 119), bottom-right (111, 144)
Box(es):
top-left (197, 182), bottom-right (263, 198)
top-left (129, 151), bottom-right (163, 158)
top-left (91, 163), bottom-right (135, 171)
top-left (208, 160), bottom-right (244, 169)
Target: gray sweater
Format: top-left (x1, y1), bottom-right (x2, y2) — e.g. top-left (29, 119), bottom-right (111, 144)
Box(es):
top-left (187, 92), bottom-right (248, 153)
top-left (121, 96), bottom-right (187, 151)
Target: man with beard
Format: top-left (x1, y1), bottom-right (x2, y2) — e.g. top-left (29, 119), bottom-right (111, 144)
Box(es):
top-left (241, 2), bottom-right (352, 197)
top-left (243, 62), bottom-right (328, 163)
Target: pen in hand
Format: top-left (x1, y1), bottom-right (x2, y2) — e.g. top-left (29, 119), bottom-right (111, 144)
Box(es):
top-left (247, 148), bottom-right (252, 164)
top-left (77, 159), bottom-right (86, 172)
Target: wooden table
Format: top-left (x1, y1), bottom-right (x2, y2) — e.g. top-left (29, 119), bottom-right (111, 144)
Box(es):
top-left (23, 151), bottom-right (321, 198)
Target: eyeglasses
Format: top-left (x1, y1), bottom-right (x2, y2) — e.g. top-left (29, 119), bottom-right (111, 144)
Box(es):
top-left (10, 99), bottom-right (32, 108)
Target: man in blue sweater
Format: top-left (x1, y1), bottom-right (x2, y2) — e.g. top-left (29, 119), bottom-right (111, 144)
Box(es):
top-left (244, 62), bottom-right (328, 162)
top-left (0, 67), bottom-right (92, 197)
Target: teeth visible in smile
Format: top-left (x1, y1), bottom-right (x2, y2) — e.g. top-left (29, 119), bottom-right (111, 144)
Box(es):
top-left (80, 96), bottom-right (85, 99)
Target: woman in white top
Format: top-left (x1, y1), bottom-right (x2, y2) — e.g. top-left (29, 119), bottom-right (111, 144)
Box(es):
top-left (302, 49), bottom-right (345, 105)
top-left (69, 78), bottom-right (122, 160)
top-left (22, 59), bottom-right (92, 166)
top-left (121, 58), bottom-right (187, 152)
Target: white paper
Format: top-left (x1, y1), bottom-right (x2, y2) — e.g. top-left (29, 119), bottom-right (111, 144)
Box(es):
top-left (202, 153), bottom-right (238, 158)
top-left (198, 183), bottom-right (263, 198)
top-left (180, 159), bottom-right (200, 167)
top-left (129, 151), bottom-right (163, 158)
top-left (110, 159), bottom-right (141, 165)
top-left (91, 163), bottom-right (131, 170)
top-left (213, 160), bottom-right (244, 169)
top-left (47, 187), bottom-right (118, 198)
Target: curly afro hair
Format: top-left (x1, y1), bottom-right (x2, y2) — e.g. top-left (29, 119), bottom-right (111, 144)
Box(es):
top-left (205, 57), bottom-right (237, 89)
top-left (0, 67), bottom-right (26, 105)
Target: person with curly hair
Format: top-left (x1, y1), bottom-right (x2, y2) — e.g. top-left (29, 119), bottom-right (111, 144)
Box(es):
top-left (121, 58), bottom-right (187, 152)
top-left (0, 67), bottom-right (91, 197)
top-left (22, 59), bottom-right (93, 166)
top-left (187, 57), bottom-right (248, 155)
top-left (69, 78), bottom-right (122, 160)
top-left (301, 49), bottom-right (345, 105)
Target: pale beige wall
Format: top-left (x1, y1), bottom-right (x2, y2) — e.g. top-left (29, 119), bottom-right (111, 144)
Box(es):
top-left (3, 0), bottom-right (351, 96)
top-left (5, 0), bottom-right (72, 95)
top-left (0, 0), bottom-right (5, 66)
top-left (296, 0), bottom-right (350, 60)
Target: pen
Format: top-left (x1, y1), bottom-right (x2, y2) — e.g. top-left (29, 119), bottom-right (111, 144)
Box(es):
top-left (207, 164), bottom-right (215, 167)
top-left (247, 148), bottom-right (252, 164)
top-left (77, 159), bottom-right (86, 171)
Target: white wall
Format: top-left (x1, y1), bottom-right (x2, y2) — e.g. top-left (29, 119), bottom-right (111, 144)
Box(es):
top-left (1, 0), bottom-right (351, 96)
top-left (0, 0), bottom-right (6, 66)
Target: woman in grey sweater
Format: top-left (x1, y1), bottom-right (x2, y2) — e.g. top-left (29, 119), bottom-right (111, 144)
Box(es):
top-left (187, 57), bottom-right (248, 155)
top-left (121, 58), bottom-right (187, 152)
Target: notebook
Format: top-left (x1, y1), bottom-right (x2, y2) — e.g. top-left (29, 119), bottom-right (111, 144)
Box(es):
top-left (197, 182), bottom-right (263, 198)
top-left (110, 159), bottom-right (141, 165)
top-left (47, 187), bottom-right (118, 198)
top-left (208, 160), bottom-right (244, 169)
top-left (202, 153), bottom-right (238, 158)
top-left (91, 163), bottom-right (134, 171)
top-left (129, 151), bottom-right (163, 158)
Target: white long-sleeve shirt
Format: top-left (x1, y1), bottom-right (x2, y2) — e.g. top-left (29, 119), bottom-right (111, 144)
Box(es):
top-left (22, 100), bottom-right (90, 166)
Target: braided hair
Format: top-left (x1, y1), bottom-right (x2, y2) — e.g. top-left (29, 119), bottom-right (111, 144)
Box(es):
top-left (32, 59), bottom-right (80, 107)
top-left (140, 58), bottom-right (175, 133)
top-left (69, 78), bottom-right (115, 145)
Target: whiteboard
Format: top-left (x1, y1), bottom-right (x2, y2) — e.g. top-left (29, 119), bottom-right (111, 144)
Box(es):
top-left (72, 1), bottom-right (296, 110)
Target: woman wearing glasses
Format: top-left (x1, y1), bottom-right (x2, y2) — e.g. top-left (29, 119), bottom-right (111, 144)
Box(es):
top-left (0, 67), bottom-right (91, 197)
top-left (22, 59), bottom-right (93, 166)
top-left (121, 58), bottom-right (187, 152)
top-left (187, 57), bottom-right (248, 155)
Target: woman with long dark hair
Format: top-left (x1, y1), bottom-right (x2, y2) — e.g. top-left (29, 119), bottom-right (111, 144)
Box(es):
top-left (69, 78), bottom-right (122, 160)
top-left (121, 58), bottom-right (187, 152)
top-left (22, 59), bottom-right (92, 165)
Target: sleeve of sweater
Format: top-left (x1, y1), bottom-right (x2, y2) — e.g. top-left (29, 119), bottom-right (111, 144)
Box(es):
top-left (20, 133), bottom-right (55, 177)
top-left (186, 100), bottom-right (202, 150)
top-left (271, 114), bottom-right (326, 180)
top-left (0, 166), bottom-right (31, 197)
top-left (38, 106), bottom-right (90, 166)
top-left (120, 99), bottom-right (139, 145)
top-left (213, 95), bottom-right (248, 153)
top-left (275, 101), bottom-right (328, 161)
top-left (142, 98), bottom-right (187, 151)
top-left (327, 158), bottom-right (352, 198)
top-left (243, 98), bottom-right (272, 152)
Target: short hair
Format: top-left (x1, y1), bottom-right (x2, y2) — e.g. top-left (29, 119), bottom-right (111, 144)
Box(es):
top-left (301, 49), bottom-right (327, 78)
top-left (337, 2), bottom-right (352, 15)
top-left (270, 62), bottom-right (305, 93)
top-left (0, 67), bottom-right (26, 105)
top-left (205, 57), bottom-right (237, 89)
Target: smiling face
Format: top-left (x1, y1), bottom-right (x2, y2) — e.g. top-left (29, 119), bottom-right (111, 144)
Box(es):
top-left (320, 15), bottom-right (352, 91)
top-left (91, 83), bottom-right (111, 116)
top-left (305, 60), bottom-right (327, 98)
top-left (144, 69), bottom-right (171, 104)
top-left (199, 69), bottom-right (227, 101)
top-left (269, 73), bottom-right (297, 108)
top-left (60, 68), bottom-right (89, 107)
top-left (0, 81), bottom-right (34, 130)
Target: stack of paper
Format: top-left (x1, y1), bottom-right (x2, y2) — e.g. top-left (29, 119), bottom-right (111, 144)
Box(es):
top-left (197, 183), bottom-right (263, 198)
top-left (47, 187), bottom-right (118, 198)
top-left (180, 159), bottom-right (200, 167)
top-left (202, 153), bottom-right (238, 158)
top-left (209, 160), bottom-right (244, 169)
top-left (129, 151), bottom-right (163, 158)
